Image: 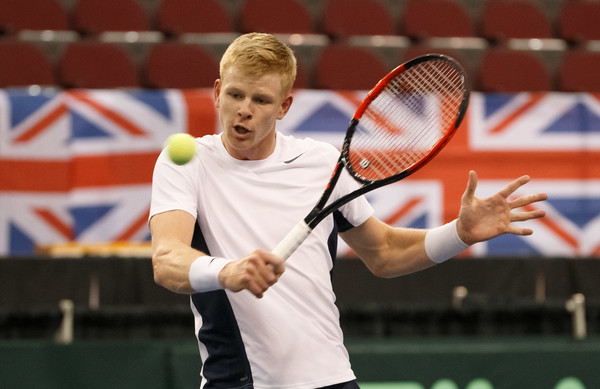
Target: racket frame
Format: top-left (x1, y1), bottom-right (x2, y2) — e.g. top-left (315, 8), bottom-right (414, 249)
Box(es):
top-left (273, 54), bottom-right (470, 259)
top-left (312, 54), bottom-right (469, 228)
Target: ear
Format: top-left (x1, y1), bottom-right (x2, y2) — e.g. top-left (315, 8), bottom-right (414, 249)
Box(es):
top-left (213, 79), bottom-right (222, 109)
top-left (277, 93), bottom-right (294, 120)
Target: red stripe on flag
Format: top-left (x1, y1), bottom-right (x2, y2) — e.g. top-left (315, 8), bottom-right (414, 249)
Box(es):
top-left (69, 91), bottom-right (147, 136)
top-left (589, 93), bottom-right (600, 106)
top-left (344, 197), bottom-right (423, 257)
top-left (34, 208), bottom-right (73, 240)
top-left (523, 204), bottom-right (579, 253)
top-left (116, 209), bottom-right (150, 241)
top-left (72, 152), bottom-right (159, 188)
top-left (14, 104), bottom-right (68, 143)
top-left (0, 152), bottom-right (159, 191)
top-left (338, 91), bottom-right (363, 110)
top-left (182, 90), bottom-right (218, 138)
top-left (382, 197), bottom-right (423, 226)
top-left (0, 160), bottom-right (70, 192)
top-left (487, 93), bottom-right (546, 134)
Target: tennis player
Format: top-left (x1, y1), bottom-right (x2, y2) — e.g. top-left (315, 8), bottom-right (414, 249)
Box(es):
top-left (149, 33), bottom-right (547, 389)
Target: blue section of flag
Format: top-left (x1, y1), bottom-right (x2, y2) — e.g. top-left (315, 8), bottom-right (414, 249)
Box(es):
top-left (9, 223), bottom-right (34, 256)
top-left (130, 90), bottom-right (172, 120)
top-left (545, 103), bottom-right (583, 134)
top-left (544, 101), bottom-right (600, 134)
top-left (487, 234), bottom-right (539, 256)
top-left (548, 198), bottom-right (600, 229)
top-left (399, 94), bottom-right (426, 117)
top-left (581, 104), bottom-right (600, 134)
top-left (71, 111), bottom-right (112, 140)
top-left (483, 93), bottom-right (512, 118)
top-left (406, 214), bottom-right (427, 229)
top-left (7, 93), bottom-right (52, 129)
top-left (71, 205), bottom-right (114, 238)
top-left (295, 102), bottom-right (350, 133)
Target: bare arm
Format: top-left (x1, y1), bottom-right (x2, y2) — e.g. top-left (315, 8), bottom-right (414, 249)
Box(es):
top-left (340, 216), bottom-right (434, 278)
top-left (341, 171), bottom-right (548, 278)
top-left (150, 210), bottom-right (285, 298)
top-left (150, 209), bottom-right (204, 294)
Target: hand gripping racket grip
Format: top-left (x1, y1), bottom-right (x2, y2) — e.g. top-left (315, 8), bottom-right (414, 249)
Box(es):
top-left (271, 221), bottom-right (312, 261)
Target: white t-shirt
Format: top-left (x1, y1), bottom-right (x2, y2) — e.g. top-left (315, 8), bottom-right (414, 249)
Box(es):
top-left (150, 132), bottom-right (373, 389)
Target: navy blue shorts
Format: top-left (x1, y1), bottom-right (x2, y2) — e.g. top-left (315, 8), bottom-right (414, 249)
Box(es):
top-left (320, 380), bottom-right (360, 389)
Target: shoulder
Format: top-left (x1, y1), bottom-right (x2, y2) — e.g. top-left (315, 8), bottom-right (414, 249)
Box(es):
top-left (195, 133), bottom-right (221, 152)
top-left (278, 133), bottom-right (339, 163)
top-left (154, 133), bottom-right (221, 174)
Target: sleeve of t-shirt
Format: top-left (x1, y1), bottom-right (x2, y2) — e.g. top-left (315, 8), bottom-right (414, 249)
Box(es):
top-left (331, 167), bottom-right (374, 233)
top-left (149, 148), bottom-right (198, 222)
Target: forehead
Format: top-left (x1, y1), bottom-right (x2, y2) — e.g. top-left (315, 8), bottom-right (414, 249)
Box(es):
top-left (221, 66), bottom-right (285, 95)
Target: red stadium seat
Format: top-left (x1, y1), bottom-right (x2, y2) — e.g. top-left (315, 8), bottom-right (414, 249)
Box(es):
top-left (144, 43), bottom-right (220, 89)
top-left (401, 0), bottom-right (475, 39)
top-left (72, 0), bottom-right (150, 35)
top-left (294, 61), bottom-right (310, 89)
top-left (157, 0), bottom-right (234, 36)
top-left (0, 0), bottom-right (69, 34)
top-left (314, 45), bottom-right (388, 90)
top-left (481, 0), bottom-right (553, 41)
top-left (59, 41), bottom-right (140, 88)
top-left (559, 50), bottom-right (600, 92)
top-left (479, 48), bottom-right (552, 92)
top-left (239, 0), bottom-right (314, 34)
top-left (321, 0), bottom-right (395, 38)
top-left (558, 0), bottom-right (600, 43)
top-left (0, 40), bottom-right (56, 87)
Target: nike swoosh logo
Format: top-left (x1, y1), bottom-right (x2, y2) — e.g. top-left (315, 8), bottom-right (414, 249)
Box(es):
top-left (283, 152), bottom-right (305, 164)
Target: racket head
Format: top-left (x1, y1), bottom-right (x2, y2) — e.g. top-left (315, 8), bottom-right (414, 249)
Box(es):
top-left (342, 54), bottom-right (469, 185)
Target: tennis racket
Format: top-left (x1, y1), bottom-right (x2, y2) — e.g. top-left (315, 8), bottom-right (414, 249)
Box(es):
top-left (272, 54), bottom-right (470, 260)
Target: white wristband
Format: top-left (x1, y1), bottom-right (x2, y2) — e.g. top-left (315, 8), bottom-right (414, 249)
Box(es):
top-left (189, 256), bottom-right (232, 293)
top-left (424, 219), bottom-right (469, 264)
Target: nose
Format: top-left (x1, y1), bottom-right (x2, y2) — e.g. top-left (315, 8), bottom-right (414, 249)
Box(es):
top-left (237, 98), bottom-right (252, 119)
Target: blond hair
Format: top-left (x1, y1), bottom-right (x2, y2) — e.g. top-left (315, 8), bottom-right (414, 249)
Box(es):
top-left (220, 33), bottom-right (297, 95)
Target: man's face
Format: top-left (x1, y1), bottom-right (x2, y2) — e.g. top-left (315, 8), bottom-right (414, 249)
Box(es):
top-left (214, 67), bottom-right (293, 160)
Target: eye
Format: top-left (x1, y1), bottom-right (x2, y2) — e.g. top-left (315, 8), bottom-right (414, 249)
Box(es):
top-left (227, 91), bottom-right (243, 100)
top-left (254, 96), bottom-right (271, 105)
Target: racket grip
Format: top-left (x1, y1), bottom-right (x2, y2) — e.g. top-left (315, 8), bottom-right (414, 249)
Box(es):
top-left (271, 221), bottom-right (312, 261)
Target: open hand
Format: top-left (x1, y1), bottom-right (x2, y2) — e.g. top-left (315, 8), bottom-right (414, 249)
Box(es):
top-left (457, 171), bottom-right (548, 245)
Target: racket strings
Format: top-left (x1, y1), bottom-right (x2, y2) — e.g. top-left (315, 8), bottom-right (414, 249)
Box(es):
top-left (383, 63), bottom-right (460, 153)
top-left (348, 59), bottom-right (465, 182)
top-left (392, 63), bottom-right (462, 154)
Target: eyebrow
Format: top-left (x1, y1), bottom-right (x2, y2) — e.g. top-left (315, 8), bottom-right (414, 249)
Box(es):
top-left (253, 92), bottom-right (274, 102)
top-left (224, 86), bottom-right (274, 101)
top-left (224, 86), bottom-right (242, 95)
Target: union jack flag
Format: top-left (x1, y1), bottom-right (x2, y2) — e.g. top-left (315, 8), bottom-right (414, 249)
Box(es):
top-left (280, 91), bottom-right (600, 258)
top-left (0, 88), bottom-right (216, 255)
top-left (466, 93), bottom-right (600, 257)
top-left (1, 89), bottom-right (599, 258)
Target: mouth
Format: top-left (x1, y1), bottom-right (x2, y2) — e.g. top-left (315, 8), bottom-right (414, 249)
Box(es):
top-left (233, 124), bottom-right (250, 135)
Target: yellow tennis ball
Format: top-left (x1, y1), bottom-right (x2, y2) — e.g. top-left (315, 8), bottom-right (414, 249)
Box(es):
top-left (167, 133), bottom-right (196, 165)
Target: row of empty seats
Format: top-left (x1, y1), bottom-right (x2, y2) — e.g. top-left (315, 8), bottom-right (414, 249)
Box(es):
top-left (1, 0), bottom-right (599, 42)
top-left (1, 38), bottom-right (599, 92)
top-left (1, 0), bottom-right (600, 91)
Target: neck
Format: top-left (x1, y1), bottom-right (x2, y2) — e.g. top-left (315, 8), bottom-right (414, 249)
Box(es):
top-left (222, 132), bottom-right (277, 161)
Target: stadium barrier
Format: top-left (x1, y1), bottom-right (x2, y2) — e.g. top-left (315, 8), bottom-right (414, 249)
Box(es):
top-left (0, 338), bottom-right (597, 389)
